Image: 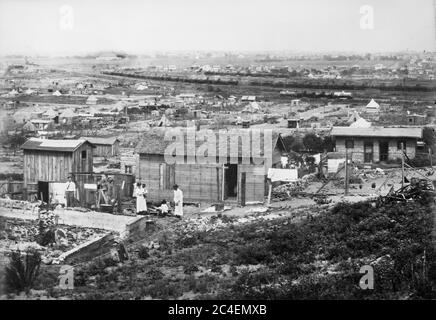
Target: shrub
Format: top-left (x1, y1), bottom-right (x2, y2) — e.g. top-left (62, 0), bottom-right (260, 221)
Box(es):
top-left (138, 246), bottom-right (149, 259)
top-left (5, 249), bottom-right (42, 294)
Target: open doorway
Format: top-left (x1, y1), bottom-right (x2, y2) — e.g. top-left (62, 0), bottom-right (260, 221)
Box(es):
top-left (379, 141), bottom-right (389, 162)
top-left (364, 141), bottom-right (374, 163)
top-left (38, 181), bottom-right (49, 203)
top-left (224, 164), bottom-right (238, 199)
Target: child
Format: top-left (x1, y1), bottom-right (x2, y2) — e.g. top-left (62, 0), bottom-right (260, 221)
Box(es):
top-left (158, 200), bottom-right (169, 216)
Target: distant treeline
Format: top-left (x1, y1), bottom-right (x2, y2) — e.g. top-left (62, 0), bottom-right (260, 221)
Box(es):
top-left (246, 79), bottom-right (436, 92)
top-left (102, 72), bottom-right (239, 85)
top-left (103, 71), bottom-right (435, 92)
top-left (205, 72), bottom-right (436, 92)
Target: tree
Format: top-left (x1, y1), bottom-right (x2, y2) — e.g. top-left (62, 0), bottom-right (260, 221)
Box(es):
top-left (8, 133), bottom-right (27, 155)
top-left (302, 133), bottom-right (324, 153)
top-left (323, 136), bottom-right (335, 152)
top-left (282, 135), bottom-right (304, 152)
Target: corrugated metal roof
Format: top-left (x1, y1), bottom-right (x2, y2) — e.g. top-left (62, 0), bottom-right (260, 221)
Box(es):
top-left (331, 127), bottom-right (422, 138)
top-left (22, 138), bottom-right (93, 152)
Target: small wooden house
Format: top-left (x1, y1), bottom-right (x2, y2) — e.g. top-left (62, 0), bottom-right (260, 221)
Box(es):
top-left (21, 138), bottom-right (95, 200)
top-left (80, 137), bottom-right (120, 157)
top-left (135, 129), bottom-right (287, 204)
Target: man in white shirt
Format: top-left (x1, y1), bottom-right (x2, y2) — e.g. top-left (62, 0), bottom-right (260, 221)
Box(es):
top-left (65, 176), bottom-right (76, 208)
top-left (173, 184), bottom-right (183, 218)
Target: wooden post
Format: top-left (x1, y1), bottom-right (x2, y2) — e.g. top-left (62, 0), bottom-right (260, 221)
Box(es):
top-left (222, 164), bottom-right (226, 201)
top-left (345, 150), bottom-right (349, 196)
top-left (241, 172), bottom-right (246, 206)
top-left (216, 167), bottom-right (221, 202)
top-left (117, 185), bottom-right (122, 214)
top-left (267, 179), bottom-right (272, 206)
top-left (429, 148), bottom-right (433, 168)
top-left (401, 142), bottom-right (405, 188)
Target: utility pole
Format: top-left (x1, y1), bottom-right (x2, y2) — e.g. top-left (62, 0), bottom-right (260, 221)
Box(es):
top-left (345, 149), bottom-right (349, 196)
top-left (401, 142), bottom-right (405, 188)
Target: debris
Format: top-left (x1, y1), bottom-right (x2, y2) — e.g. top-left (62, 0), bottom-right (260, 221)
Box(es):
top-left (379, 179), bottom-right (434, 204)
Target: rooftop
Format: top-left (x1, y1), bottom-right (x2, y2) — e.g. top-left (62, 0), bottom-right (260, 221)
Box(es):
top-left (80, 137), bottom-right (119, 145)
top-left (331, 126), bottom-right (422, 139)
top-left (135, 129), bottom-right (286, 158)
top-left (22, 138), bottom-right (94, 152)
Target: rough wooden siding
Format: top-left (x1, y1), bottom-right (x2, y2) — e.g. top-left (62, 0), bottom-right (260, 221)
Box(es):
top-left (93, 142), bottom-right (119, 157)
top-left (23, 151), bottom-right (72, 188)
top-left (23, 144), bottom-right (93, 188)
top-left (237, 164), bottom-right (266, 203)
top-left (72, 144), bottom-right (93, 173)
top-left (139, 155), bottom-right (223, 203)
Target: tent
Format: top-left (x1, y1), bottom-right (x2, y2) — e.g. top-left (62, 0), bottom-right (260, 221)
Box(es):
top-left (52, 90), bottom-right (62, 96)
top-left (366, 99), bottom-right (380, 110)
top-left (158, 115), bottom-right (171, 127)
top-left (59, 108), bottom-right (76, 119)
top-left (349, 117), bottom-right (371, 128)
top-left (25, 88), bottom-right (35, 95)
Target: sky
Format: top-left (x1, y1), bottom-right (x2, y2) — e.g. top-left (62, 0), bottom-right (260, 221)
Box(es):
top-left (0, 0), bottom-right (434, 55)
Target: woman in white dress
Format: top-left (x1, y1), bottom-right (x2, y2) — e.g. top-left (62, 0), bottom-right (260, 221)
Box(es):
top-left (173, 184), bottom-right (183, 218)
top-left (133, 182), bottom-right (147, 214)
top-left (136, 184), bottom-right (148, 214)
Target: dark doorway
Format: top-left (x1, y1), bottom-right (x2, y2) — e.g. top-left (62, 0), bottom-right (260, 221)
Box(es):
top-left (224, 164), bottom-right (238, 199)
top-left (379, 141), bottom-right (389, 162)
top-left (364, 141), bottom-right (374, 163)
top-left (38, 181), bottom-right (49, 203)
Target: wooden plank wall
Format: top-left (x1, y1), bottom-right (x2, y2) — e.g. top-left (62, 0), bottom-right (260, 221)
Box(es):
top-left (23, 144), bottom-right (93, 189)
top-left (139, 154), bottom-right (267, 204)
top-left (24, 150), bottom-right (73, 188)
top-left (238, 164), bottom-right (266, 203)
top-left (139, 155), bottom-right (223, 203)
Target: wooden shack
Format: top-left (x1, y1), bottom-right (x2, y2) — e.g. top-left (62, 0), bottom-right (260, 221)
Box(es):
top-left (80, 137), bottom-right (120, 157)
top-left (21, 138), bottom-right (94, 201)
top-left (135, 129), bottom-right (287, 205)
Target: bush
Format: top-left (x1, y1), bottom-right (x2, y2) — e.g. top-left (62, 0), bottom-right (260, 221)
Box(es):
top-left (235, 243), bottom-right (272, 265)
top-left (5, 249), bottom-right (42, 294)
top-left (138, 246), bottom-right (149, 259)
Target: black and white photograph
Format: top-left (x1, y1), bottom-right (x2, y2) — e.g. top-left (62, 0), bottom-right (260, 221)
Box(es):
top-left (0, 0), bottom-right (435, 307)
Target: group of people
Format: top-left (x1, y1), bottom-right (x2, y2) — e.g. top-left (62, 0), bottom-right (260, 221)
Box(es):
top-left (133, 182), bottom-right (183, 218)
top-left (63, 176), bottom-right (184, 218)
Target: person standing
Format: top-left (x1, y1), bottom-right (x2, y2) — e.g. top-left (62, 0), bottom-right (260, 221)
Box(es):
top-left (141, 183), bottom-right (148, 213)
top-left (173, 184), bottom-right (183, 218)
top-left (135, 183), bottom-right (147, 214)
top-left (65, 176), bottom-right (76, 208)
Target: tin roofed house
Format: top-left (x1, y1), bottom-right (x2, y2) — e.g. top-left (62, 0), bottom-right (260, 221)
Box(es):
top-left (330, 127), bottom-right (423, 164)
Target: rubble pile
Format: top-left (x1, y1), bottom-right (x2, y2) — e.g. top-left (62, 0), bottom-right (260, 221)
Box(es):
top-left (0, 215), bottom-right (109, 265)
top-left (272, 181), bottom-right (307, 200)
top-left (0, 198), bottom-right (40, 212)
top-left (380, 179), bottom-right (435, 204)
